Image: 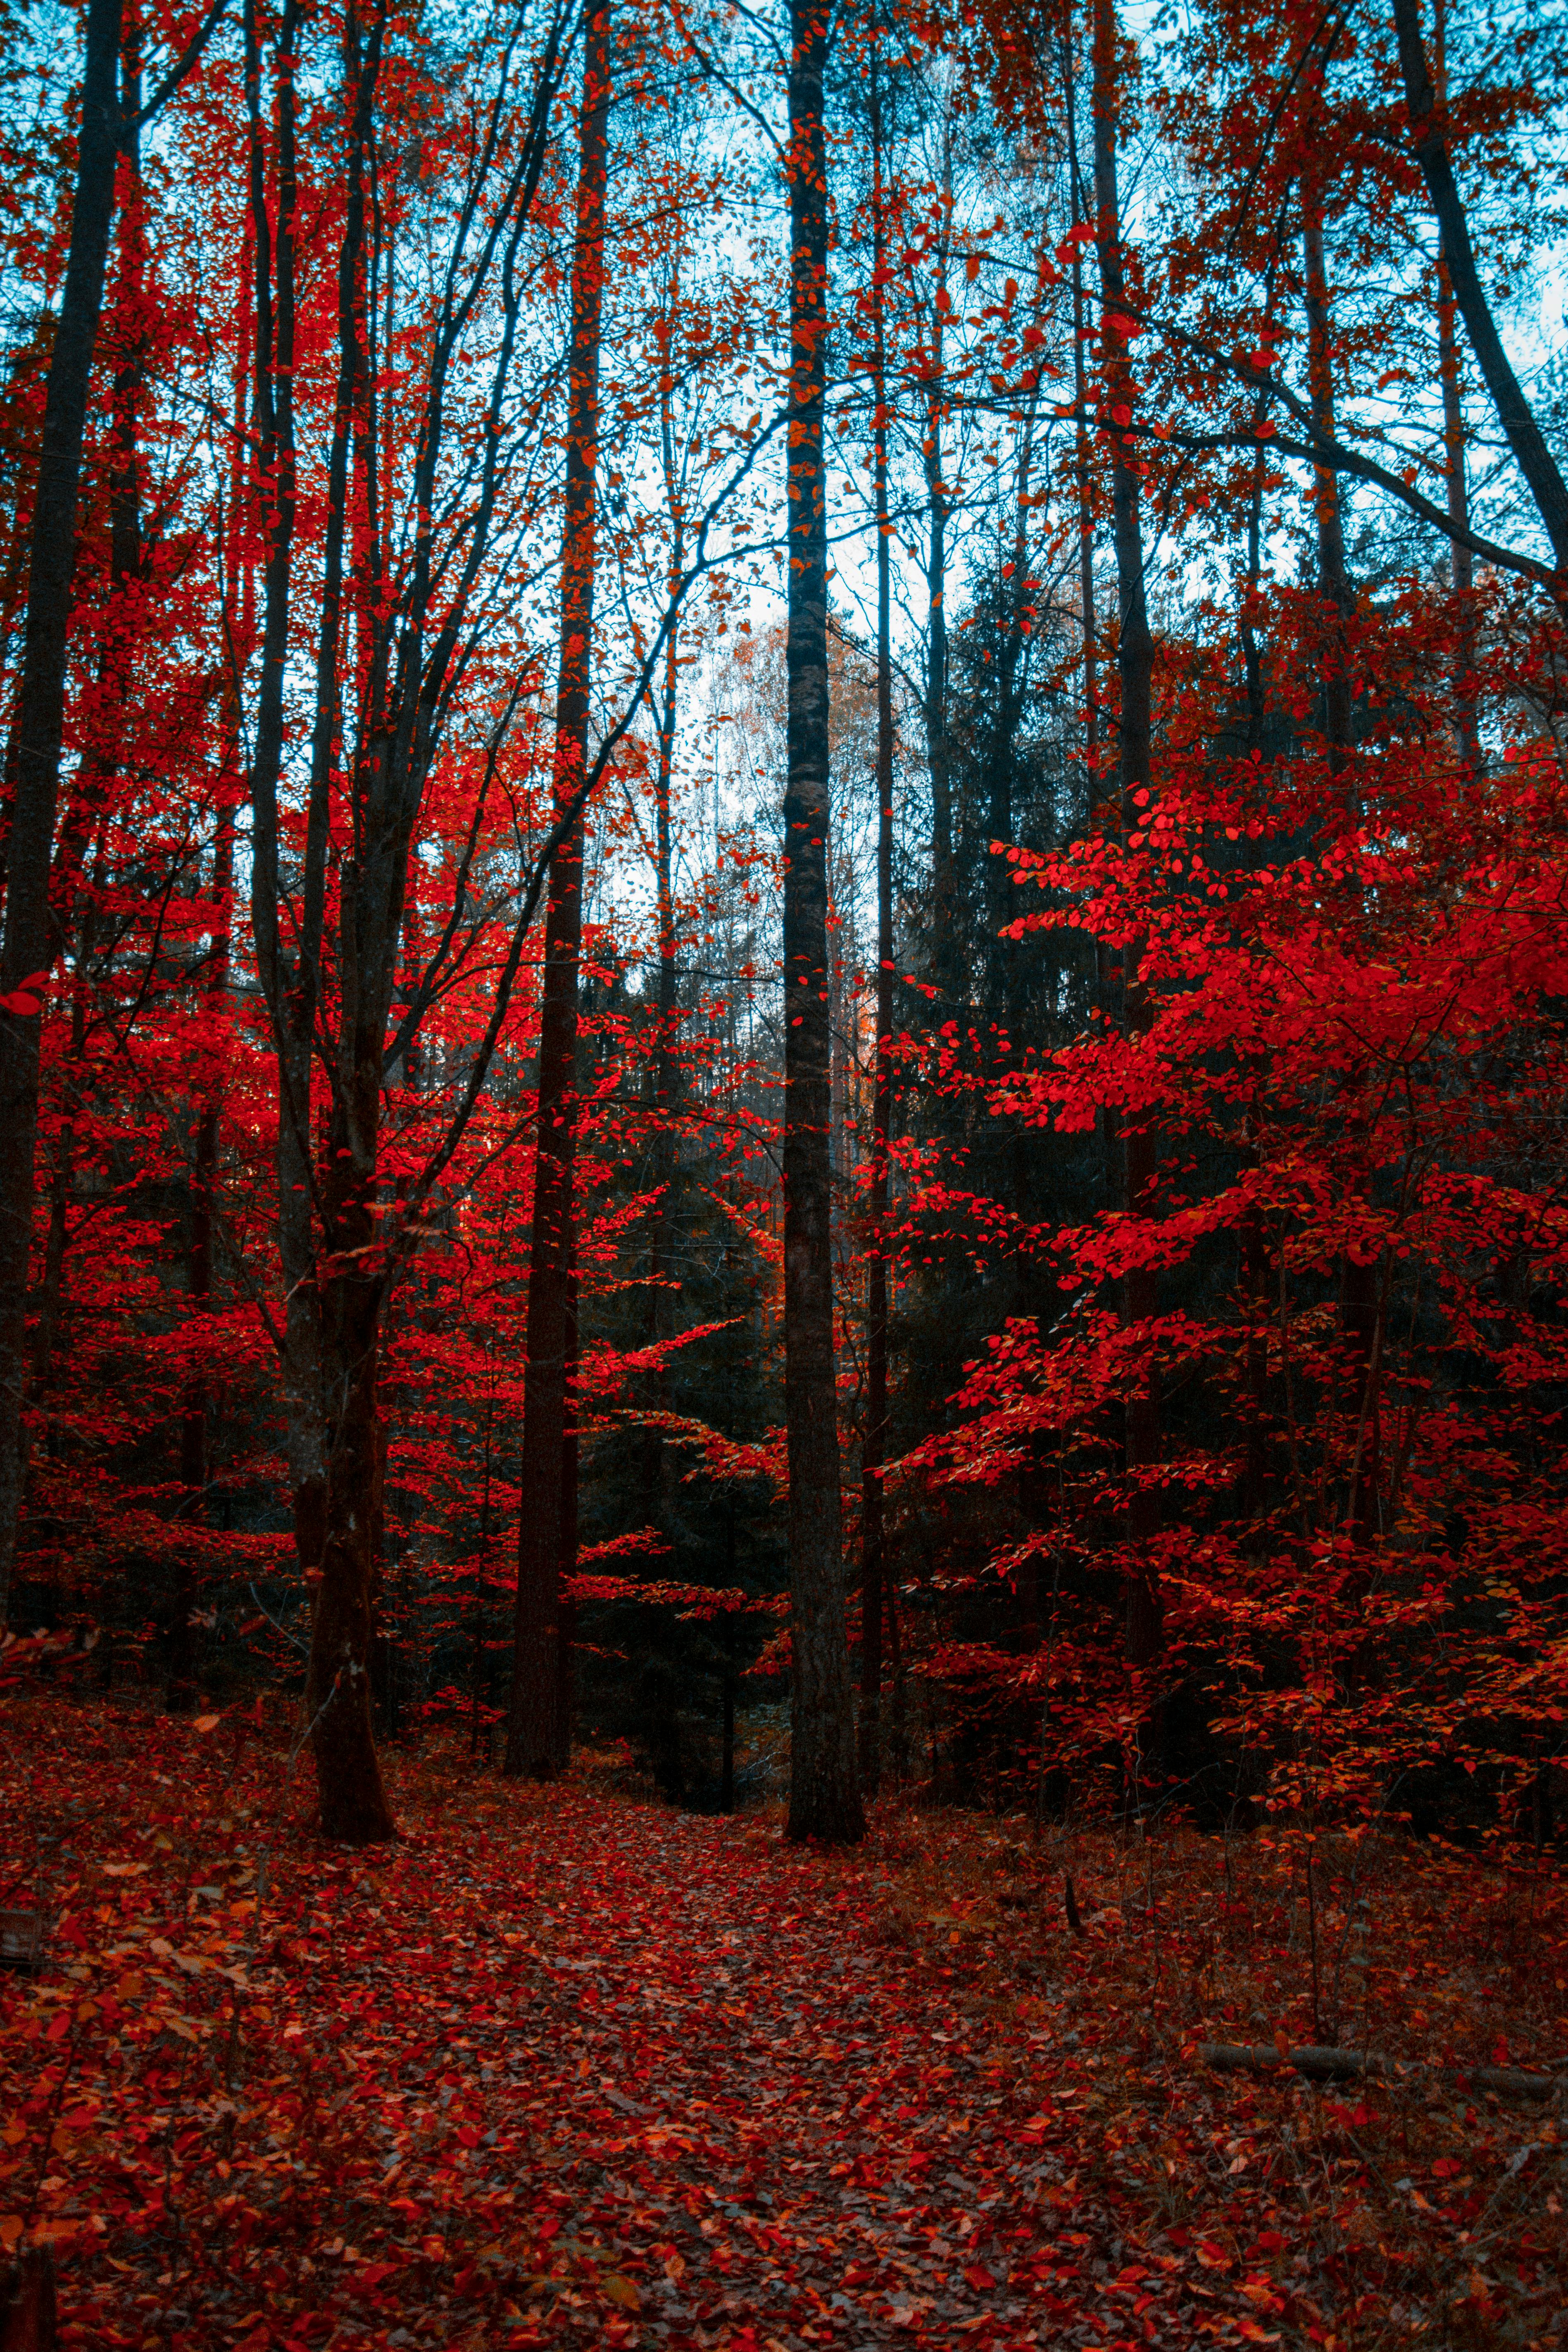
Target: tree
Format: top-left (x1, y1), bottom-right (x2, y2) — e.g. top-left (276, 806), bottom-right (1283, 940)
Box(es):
top-left (1090, 0), bottom-right (1161, 1672)
top-left (0, 0), bottom-right (124, 1627)
top-left (506, 0), bottom-right (612, 1783)
top-left (857, 22), bottom-right (897, 1799)
top-left (783, 0), bottom-right (864, 1843)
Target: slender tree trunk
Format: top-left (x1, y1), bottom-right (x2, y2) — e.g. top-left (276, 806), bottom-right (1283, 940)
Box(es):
top-left (506, 3), bottom-right (610, 1779)
top-left (640, 314), bottom-right (685, 1529)
top-left (1435, 254), bottom-right (1479, 761)
top-left (859, 44), bottom-right (893, 1799)
top-left (983, 406), bottom-right (1037, 1028)
top-left (0, 0), bottom-right (124, 1626)
top-left (554, 1241), bottom-right (578, 1767)
top-left (171, 231), bottom-right (250, 1714)
top-left (1061, 29), bottom-right (1121, 1251)
top-left (171, 797), bottom-right (235, 1710)
top-left (783, 0), bottom-right (864, 1845)
top-left (1432, 0), bottom-right (1479, 769)
top-left (923, 148), bottom-right (955, 992)
top-left (1391, 0), bottom-right (1568, 583)
top-left (300, 0), bottom-right (395, 1845)
top-left (1301, 158), bottom-right (1352, 779)
top-left (1301, 131), bottom-right (1380, 1544)
top-left (1240, 434), bottom-right (1267, 753)
top-left (1092, 0), bottom-right (1161, 1671)
top-left (243, 0), bottom-right (328, 1609)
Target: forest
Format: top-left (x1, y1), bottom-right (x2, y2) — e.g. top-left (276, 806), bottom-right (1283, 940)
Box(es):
top-left (2, 0), bottom-right (1568, 2341)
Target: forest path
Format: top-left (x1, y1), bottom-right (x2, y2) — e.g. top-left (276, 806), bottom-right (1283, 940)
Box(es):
top-left (9, 1705), bottom-right (1558, 2350)
top-left (3, 1711), bottom-right (1228, 2352)
top-left (449, 1784), bottom-right (1192, 2349)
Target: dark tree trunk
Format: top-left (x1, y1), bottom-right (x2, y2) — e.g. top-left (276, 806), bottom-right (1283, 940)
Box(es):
top-left (1391, 0), bottom-right (1568, 582)
top-left (859, 43), bottom-right (893, 1799)
top-left (1092, 0), bottom-right (1161, 1671)
top-left (307, 1189), bottom-right (395, 1843)
top-left (243, 0), bottom-right (328, 1615)
top-left (302, 2), bottom-right (395, 1845)
top-left (1301, 128), bottom-right (1382, 1548)
top-left (171, 257), bottom-right (248, 1709)
top-left (1301, 162), bottom-right (1352, 779)
top-left (639, 307), bottom-right (685, 1534)
top-left (1061, 28), bottom-right (1120, 1247)
top-left (506, 3), bottom-right (610, 1779)
top-left (554, 1242), bottom-right (578, 1768)
top-left (983, 408), bottom-right (1036, 1037)
top-left (0, 0), bottom-right (124, 1626)
top-left (783, 0), bottom-right (864, 1846)
top-left (171, 792), bottom-right (235, 1711)
top-left (1432, 0), bottom-right (1480, 768)
top-left (922, 141), bottom-right (955, 992)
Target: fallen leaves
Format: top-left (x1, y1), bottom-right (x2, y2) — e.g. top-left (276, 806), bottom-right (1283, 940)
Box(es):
top-left (3, 1700), bottom-right (1566, 2349)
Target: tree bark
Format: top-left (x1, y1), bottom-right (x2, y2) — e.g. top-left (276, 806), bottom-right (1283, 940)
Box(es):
top-left (171, 218), bottom-right (248, 1715)
top-left (1301, 125), bottom-right (1381, 1546)
top-left (783, 0), bottom-right (864, 1845)
top-left (922, 131), bottom-right (955, 993)
top-left (1301, 157), bottom-right (1352, 777)
top-left (1092, 0), bottom-right (1161, 1671)
top-left (859, 40), bottom-right (893, 1800)
top-left (1199, 2042), bottom-right (1563, 2100)
top-left (302, 0), bottom-right (395, 1845)
top-left (1061, 21), bottom-right (1121, 1258)
top-left (505, 1), bottom-right (610, 1779)
top-left (1432, 0), bottom-right (1479, 768)
top-left (0, 0), bottom-right (124, 1627)
top-left (554, 1241), bottom-right (578, 1768)
top-left (243, 0), bottom-right (328, 1619)
top-left (639, 258), bottom-right (685, 1543)
top-left (1390, 0), bottom-right (1568, 581)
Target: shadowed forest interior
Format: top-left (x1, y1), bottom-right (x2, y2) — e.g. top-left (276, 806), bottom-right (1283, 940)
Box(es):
top-left (3, 0), bottom-right (1568, 2340)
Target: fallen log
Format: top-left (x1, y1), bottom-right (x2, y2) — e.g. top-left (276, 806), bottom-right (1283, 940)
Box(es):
top-left (0, 1912), bottom-right (43, 1972)
top-left (1197, 2042), bottom-right (1565, 2101)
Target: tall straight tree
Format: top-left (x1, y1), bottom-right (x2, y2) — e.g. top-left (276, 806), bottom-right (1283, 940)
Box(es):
top-left (1091, 0), bottom-right (1161, 1670)
top-left (1298, 55), bottom-right (1379, 1543)
top-left (0, 0), bottom-right (123, 1626)
top-left (506, 0), bottom-right (611, 1780)
top-left (859, 28), bottom-right (895, 1799)
top-left (784, 0), bottom-right (864, 1843)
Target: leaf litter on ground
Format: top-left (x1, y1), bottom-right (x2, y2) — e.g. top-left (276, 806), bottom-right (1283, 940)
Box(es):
top-left (2, 1696), bottom-right (1566, 2349)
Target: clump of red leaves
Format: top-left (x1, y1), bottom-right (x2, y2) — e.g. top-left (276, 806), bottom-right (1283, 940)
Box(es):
top-left (2, 1698), bottom-right (1564, 2350)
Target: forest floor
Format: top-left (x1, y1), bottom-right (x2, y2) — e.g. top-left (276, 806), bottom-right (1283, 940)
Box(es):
top-left (2, 1697), bottom-right (1567, 2351)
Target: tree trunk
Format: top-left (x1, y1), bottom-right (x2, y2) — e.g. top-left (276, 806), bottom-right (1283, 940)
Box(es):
top-left (1302, 129), bottom-right (1381, 1546)
top-left (1301, 158), bottom-right (1352, 778)
top-left (554, 1241), bottom-right (578, 1768)
top-left (1092, 0), bottom-right (1161, 1671)
top-left (783, 0), bottom-right (864, 1846)
top-left (171, 237), bottom-right (249, 1713)
top-left (308, 1178), bottom-right (395, 1844)
top-left (1390, 0), bottom-right (1568, 583)
top-left (506, 2), bottom-right (610, 1779)
top-left (0, 0), bottom-right (124, 1627)
top-left (301, 1), bottom-right (395, 1845)
top-left (242, 0), bottom-right (328, 1614)
top-left (859, 43), bottom-right (893, 1800)
top-left (1432, 0), bottom-right (1479, 769)
top-left (923, 136), bottom-right (955, 993)
top-left (640, 285), bottom-right (685, 1536)
top-left (1061, 24), bottom-right (1121, 1247)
